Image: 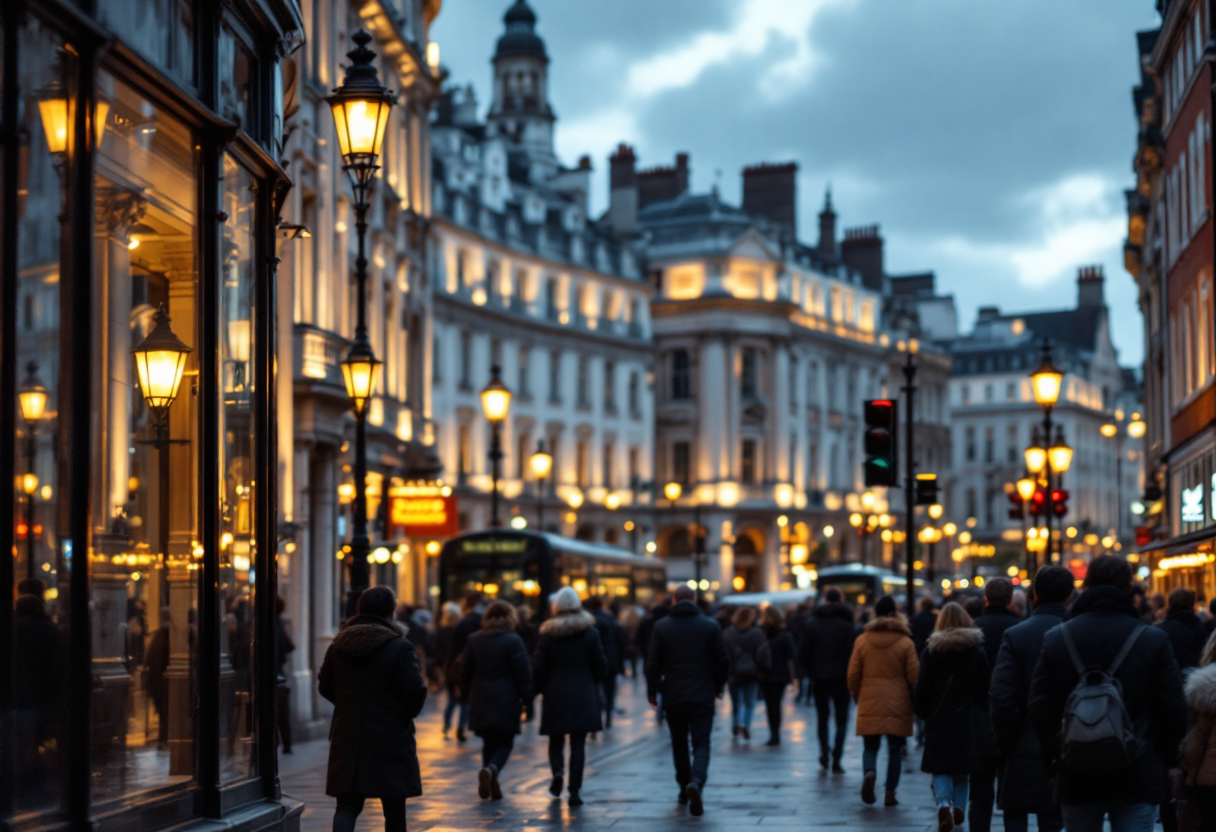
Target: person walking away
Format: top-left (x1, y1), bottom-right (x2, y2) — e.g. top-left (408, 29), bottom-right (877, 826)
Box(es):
top-left (1180, 631), bottom-right (1216, 830)
top-left (1160, 587), bottom-right (1207, 672)
top-left (916, 602), bottom-right (990, 831)
top-left (757, 605), bottom-right (797, 745)
top-left (800, 588), bottom-right (857, 770)
top-left (448, 591), bottom-right (485, 742)
top-left (909, 596), bottom-right (938, 747)
top-left (461, 601), bottom-right (531, 801)
top-left (12, 588), bottom-right (62, 804)
top-left (615, 599), bottom-right (642, 678)
top-left (434, 601), bottom-right (462, 738)
top-left (989, 566), bottom-right (1072, 832)
top-left (533, 587), bottom-right (608, 807)
top-left (145, 610), bottom-right (172, 748)
top-left (647, 585), bottom-right (730, 817)
top-left (1029, 555), bottom-right (1186, 832)
top-left (970, 578), bottom-right (1021, 832)
top-left (318, 586), bottom-right (427, 832)
top-left (515, 604), bottom-right (539, 721)
top-left (788, 599), bottom-right (814, 704)
top-left (275, 596), bottom-right (296, 754)
top-left (724, 606), bottom-right (766, 741)
top-left (847, 594), bottom-right (919, 807)
top-left (585, 595), bottom-right (625, 728)
top-left (637, 597), bottom-right (671, 722)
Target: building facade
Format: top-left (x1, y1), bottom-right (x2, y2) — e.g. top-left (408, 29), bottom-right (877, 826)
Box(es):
top-left (2, 0), bottom-right (303, 829)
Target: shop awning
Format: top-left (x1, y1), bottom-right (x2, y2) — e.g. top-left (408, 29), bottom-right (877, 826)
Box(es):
top-left (1137, 526), bottom-right (1216, 558)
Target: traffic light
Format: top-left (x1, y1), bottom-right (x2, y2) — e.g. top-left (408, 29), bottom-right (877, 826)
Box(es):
top-left (1028, 486), bottom-right (1046, 516)
top-left (1051, 489), bottom-right (1069, 518)
top-left (1007, 491), bottom-right (1024, 520)
top-left (915, 473), bottom-right (939, 505)
top-left (863, 399), bottom-right (898, 486)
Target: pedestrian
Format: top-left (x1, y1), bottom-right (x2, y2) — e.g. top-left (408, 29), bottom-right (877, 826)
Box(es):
top-left (461, 600), bottom-right (532, 801)
top-left (637, 597), bottom-right (671, 722)
top-left (724, 606), bottom-right (766, 741)
top-left (533, 587), bottom-right (608, 807)
top-left (989, 565), bottom-right (1072, 832)
top-left (909, 595), bottom-right (937, 747)
top-left (1180, 631), bottom-right (1216, 830)
top-left (275, 595), bottom-right (296, 754)
top-left (847, 594), bottom-right (919, 807)
top-left (145, 609), bottom-right (172, 748)
top-left (448, 590), bottom-right (485, 742)
top-left (433, 601), bottom-right (463, 738)
top-left (318, 586), bottom-right (428, 832)
top-left (1159, 587), bottom-right (1208, 672)
top-left (646, 585), bottom-right (730, 817)
top-left (757, 605), bottom-right (797, 746)
top-left (788, 599), bottom-right (814, 704)
top-left (1028, 555), bottom-right (1186, 832)
top-left (915, 602), bottom-right (989, 832)
top-left (969, 578), bottom-right (1021, 832)
top-left (800, 588), bottom-right (857, 770)
top-left (585, 595), bottom-right (625, 728)
top-left (12, 587), bottom-right (62, 803)
top-left (615, 599), bottom-right (642, 678)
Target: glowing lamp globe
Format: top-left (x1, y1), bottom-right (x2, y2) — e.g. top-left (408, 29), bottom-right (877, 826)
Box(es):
top-left (1016, 477), bottom-right (1036, 502)
top-left (479, 364), bottom-right (512, 424)
top-left (1024, 445), bottom-right (1048, 475)
top-left (1127, 419), bottom-right (1147, 439)
top-left (131, 305), bottom-right (191, 416)
top-left (328, 31), bottom-right (395, 167)
top-left (18, 362), bottom-right (49, 424)
top-left (1030, 347), bottom-right (1064, 407)
top-left (529, 441), bottom-right (553, 480)
top-left (341, 338), bottom-right (381, 414)
top-left (1048, 438), bottom-right (1074, 474)
top-left (664, 482), bottom-right (683, 503)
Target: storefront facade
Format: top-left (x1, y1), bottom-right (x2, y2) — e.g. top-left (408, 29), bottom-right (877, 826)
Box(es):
top-left (2, 0), bottom-right (302, 829)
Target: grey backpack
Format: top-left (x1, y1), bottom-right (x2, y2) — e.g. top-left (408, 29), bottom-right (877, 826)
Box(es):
top-left (1057, 623), bottom-right (1146, 778)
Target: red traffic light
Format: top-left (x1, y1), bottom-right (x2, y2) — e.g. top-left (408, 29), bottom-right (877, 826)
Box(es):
top-left (1051, 489), bottom-right (1069, 517)
top-left (1028, 488), bottom-right (1046, 516)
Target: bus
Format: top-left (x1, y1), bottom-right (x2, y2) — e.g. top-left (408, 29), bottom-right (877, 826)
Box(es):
top-left (815, 564), bottom-right (923, 607)
top-left (438, 530), bottom-right (667, 617)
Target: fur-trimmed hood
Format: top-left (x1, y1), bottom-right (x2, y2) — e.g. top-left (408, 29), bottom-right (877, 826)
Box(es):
top-left (1186, 663), bottom-right (1216, 713)
top-left (540, 609), bottom-right (595, 638)
top-left (926, 626), bottom-right (984, 653)
top-left (864, 614), bottom-right (911, 636)
top-left (333, 615), bottom-right (408, 658)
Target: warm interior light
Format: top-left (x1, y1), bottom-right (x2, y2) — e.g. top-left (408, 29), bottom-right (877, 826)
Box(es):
top-left (1100, 423), bottom-right (1118, 438)
top-left (942, 522), bottom-right (958, 536)
top-left (823, 525), bottom-right (835, 538)
top-left (21, 473), bottom-right (39, 495)
top-left (228, 320), bottom-right (252, 363)
top-left (1016, 477), bottom-right (1036, 502)
top-left (849, 512), bottom-right (863, 527)
top-left (372, 546), bottom-right (391, 564)
top-left (860, 491), bottom-right (876, 511)
top-left (479, 364), bottom-right (512, 423)
top-left (664, 482), bottom-right (683, 503)
top-left (1024, 445), bottom-right (1048, 475)
top-left (131, 305), bottom-right (191, 415)
top-left (604, 493), bottom-right (621, 510)
top-left (566, 491), bottom-right (584, 510)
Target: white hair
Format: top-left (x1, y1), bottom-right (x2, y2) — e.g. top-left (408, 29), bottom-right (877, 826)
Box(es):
top-left (550, 586), bottom-right (583, 614)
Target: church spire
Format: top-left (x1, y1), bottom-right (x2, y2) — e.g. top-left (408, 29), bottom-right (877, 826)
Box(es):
top-left (817, 184), bottom-right (837, 257)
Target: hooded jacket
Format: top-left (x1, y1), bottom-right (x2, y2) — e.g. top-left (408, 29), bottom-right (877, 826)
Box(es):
top-left (1182, 663), bottom-right (1216, 787)
top-left (1159, 608), bottom-right (1209, 671)
top-left (647, 600), bottom-right (730, 705)
top-left (847, 615), bottom-right (919, 737)
top-left (915, 626), bottom-right (989, 776)
top-left (461, 620), bottom-right (532, 737)
top-left (533, 610), bottom-right (608, 736)
top-left (798, 603), bottom-right (857, 682)
top-left (319, 615), bottom-right (428, 799)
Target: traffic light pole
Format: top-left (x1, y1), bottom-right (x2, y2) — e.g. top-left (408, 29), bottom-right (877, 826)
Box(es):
top-left (901, 352), bottom-right (917, 615)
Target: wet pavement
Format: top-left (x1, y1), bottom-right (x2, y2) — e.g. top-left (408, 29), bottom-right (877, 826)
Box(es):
top-left (280, 676), bottom-right (1044, 831)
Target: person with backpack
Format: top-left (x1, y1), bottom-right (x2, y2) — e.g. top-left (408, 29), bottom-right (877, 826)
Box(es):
top-left (799, 588), bottom-right (857, 770)
top-left (1028, 556), bottom-right (1186, 832)
top-left (756, 605), bottom-right (798, 746)
top-left (724, 606), bottom-right (766, 741)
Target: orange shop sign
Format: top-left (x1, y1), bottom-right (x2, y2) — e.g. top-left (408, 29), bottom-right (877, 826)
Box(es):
top-left (389, 485), bottom-right (458, 537)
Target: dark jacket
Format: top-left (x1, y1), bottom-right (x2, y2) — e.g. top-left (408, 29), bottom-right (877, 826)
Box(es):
top-left (461, 625), bottom-right (532, 736)
top-left (591, 608), bottom-right (625, 676)
top-left (452, 611), bottom-right (482, 660)
top-left (1158, 609), bottom-right (1208, 671)
top-left (909, 608), bottom-right (937, 657)
top-left (636, 603), bottom-right (669, 676)
top-left (647, 600), bottom-right (730, 705)
top-left (989, 602), bottom-right (1066, 814)
top-left (13, 597), bottom-right (62, 711)
top-left (319, 615), bottom-right (428, 799)
top-left (275, 615), bottom-right (295, 680)
top-left (724, 623), bottom-right (767, 684)
top-left (915, 627), bottom-right (990, 776)
top-left (434, 625), bottom-right (457, 681)
top-left (798, 603), bottom-right (857, 682)
top-left (1028, 585), bottom-right (1187, 806)
top-left (759, 626), bottom-right (798, 685)
top-left (532, 610), bottom-right (608, 735)
top-left (972, 605), bottom-right (1021, 758)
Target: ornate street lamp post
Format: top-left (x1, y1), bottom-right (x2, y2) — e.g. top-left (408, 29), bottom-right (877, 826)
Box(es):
top-left (480, 365), bottom-right (512, 527)
top-left (327, 29), bottom-right (394, 615)
top-left (1029, 341), bottom-right (1064, 562)
top-left (530, 440), bottom-right (553, 531)
top-left (18, 362), bottom-right (48, 581)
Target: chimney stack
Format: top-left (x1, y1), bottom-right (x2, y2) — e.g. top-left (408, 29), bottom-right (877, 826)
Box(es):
top-left (1077, 264), bottom-right (1106, 307)
top-left (741, 162), bottom-right (797, 238)
top-left (637, 152), bottom-right (690, 209)
top-left (817, 187), bottom-right (837, 257)
top-left (841, 225), bottom-right (885, 292)
top-left (607, 143), bottom-right (638, 233)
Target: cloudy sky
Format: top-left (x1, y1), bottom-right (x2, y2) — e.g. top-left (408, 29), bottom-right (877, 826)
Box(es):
top-left (431, 0), bottom-right (1162, 366)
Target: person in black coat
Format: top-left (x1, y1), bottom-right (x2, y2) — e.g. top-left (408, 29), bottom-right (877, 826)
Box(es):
top-left (989, 566), bottom-right (1072, 832)
top-left (798, 589), bottom-right (856, 770)
top-left (585, 595), bottom-right (625, 728)
top-left (915, 602), bottom-right (990, 832)
top-left (275, 596), bottom-right (296, 754)
top-left (909, 596), bottom-right (938, 657)
top-left (647, 586), bottom-right (730, 817)
top-left (462, 600), bottom-right (532, 801)
top-left (534, 587), bottom-right (608, 807)
top-left (1028, 556), bottom-right (1187, 832)
top-left (449, 590), bottom-right (485, 741)
top-left (318, 587), bottom-right (427, 832)
top-left (12, 591), bottom-right (62, 804)
top-left (969, 578), bottom-right (1021, 832)
top-left (1159, 587), bottom-right (1208, 671)
top-left (757, 605), bottom-right (798, 746)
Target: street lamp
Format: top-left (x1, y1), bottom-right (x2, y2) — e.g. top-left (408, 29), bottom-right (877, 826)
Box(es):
top-left (530, 440), bottom-right (553, 531)
top-left (480, 364), bottom-right (512, 527)
top-left (1048, 432), bottom-right (1073, 475)
top-left (328, 29), bottom-right (394, 616)
top-left (664, 481), bottom-right (683, 504)
top-left (18, 362), bottom-right (48, 581)
top-left (1027, 341), bottom-right (1066, 562)
top-left (1030, 345), bottom-right (1064, 409)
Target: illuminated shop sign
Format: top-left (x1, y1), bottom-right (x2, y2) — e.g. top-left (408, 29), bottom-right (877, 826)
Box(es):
top-left (1182, 483), bottom-right (1205, 524)
top-left (388, 485), bottom-right (458, 537)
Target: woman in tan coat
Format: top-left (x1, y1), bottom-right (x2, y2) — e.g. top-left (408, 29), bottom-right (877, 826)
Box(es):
top-left (847, 595), bottom-right (919, 807)
top-left (1181, 632), bottom-right (1216, 829)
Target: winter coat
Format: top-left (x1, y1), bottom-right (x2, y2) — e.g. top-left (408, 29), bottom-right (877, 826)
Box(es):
top-left (1182, 664), bottom-right (1216, 787)
top-left (532, 610), bottom-right (608, 735)
top-left (759, 626), bottom-right (798, 685)
top-left (13, 597), bottom-right (62, 711)
top-left (591, 608), bottom-right (626, 676)
top-left (318, 615), bottom-right (428, 799)
top-left (798, 603), bottom-right (857, 682)
top-left (989, 602), bottom-right (1066, 814)
top-left (909, 608), bottom-right (937, 657)
top-left (915, 627), bottom-right (989, 776)
top-left (972, 606), bottom-right (1021, 759)
top-left (724, 623), bottom-right (768, 684)
top-left (1159, 609), bottom-right (1209, 671)
top-left (647, 600), bottom-right (731, 705)
top-left (847, 615), bottom-right (919, 737)
top-left (1028, 585), bottom-right (1186, 806)
top-left (461, 625), bottom-right (532, 737)
top-left (434, 625), bottom-right (457, 682)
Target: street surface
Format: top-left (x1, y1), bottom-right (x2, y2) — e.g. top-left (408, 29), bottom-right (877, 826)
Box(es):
top-left (280, 676), bottom-right (1055, 831)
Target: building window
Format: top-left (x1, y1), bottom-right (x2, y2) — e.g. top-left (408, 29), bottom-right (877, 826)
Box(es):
top-left (518, 347), bottom-right (530, 398)
top-left (965, 426), bottom-right (976, 462)
top-left (576, 441), bottom-right (589, 488)
top-left (984, 426), bottom-right (995, 464)
top-left (984, 383), bottom-right (993, 403)
top-left (459, 330), bottom-right (472, 389)
top-left (673, 441), bottom-right (691, 485)
top-left (966, 488), bottom-right (977, 519)
top-left (809, 442), bottom-right (820, 490)
top-left (604, 361), bottom-right (616, 411)
top-left (433, 334), bottom-right (442, 381)
top-left (808, 361), bottom-right (819, 404)
top-left (516, 433), bottom-right (529, 479)
top-left (961, 383), bottom-right (970, 404)
top-left (741, 348), bottom-right (758, 399)
top-left (545, 277), bottom-right (558, 320)
top-left (789, 356), bottom-right (798, 408)
top-left (628, 446), bottom-right (640, 488)
top-left (549, 350), bottom-right (562, 403)
top-left (628, 371), bottom-right (640, 416)
top-left (603, 442), bottom-right (615, 488)
top-left (458, 424), bottom-right (471, 483)
top-left (671, 349), bottom-right (691, 399)
top-left (577, 355), bottom-right (590, 407)
top-left (741, 439), bottom-right (758, 484)
top-left (1005, 382), bottom-right (1015, 402)
top-left (1007, 424), bottom-right (1018, 464)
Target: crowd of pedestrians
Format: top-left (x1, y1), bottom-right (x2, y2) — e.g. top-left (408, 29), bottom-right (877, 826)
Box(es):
top-left (315, 553), bottom-right (1216, 832)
